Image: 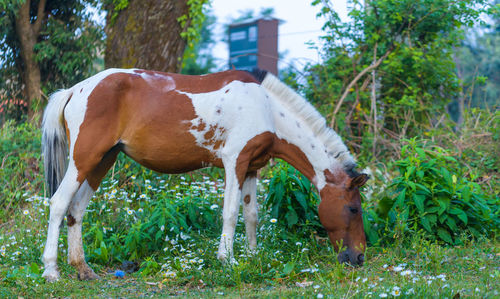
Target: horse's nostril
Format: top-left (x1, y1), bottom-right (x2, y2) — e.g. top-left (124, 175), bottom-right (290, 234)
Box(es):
top-left (357, 254), bottom-right (364, 264)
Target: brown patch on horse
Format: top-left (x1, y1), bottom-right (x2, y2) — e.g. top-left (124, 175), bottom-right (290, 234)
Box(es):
top-left (72, 73), bottom-right (131, 183)
top-left (235, 132), bottom-right (316, 187)
top-left (192, 120), bottom-right (206, 132)
top-left (244, 195), bottom-right (251, 204)
top-left (272, 137), bottom-right (315, 182)
top-left (86, 144), bottom-right (122, 190)
top-left (202, 125), bottom-right (226, 149)
top-left (67, 214), bottom-right (76, 227)
top-left (235, 132), bottom-right (275, 187)
top-left (73, 71), bottom-right (239, 184)
top-left (324, 169), bottom-right (346, 185)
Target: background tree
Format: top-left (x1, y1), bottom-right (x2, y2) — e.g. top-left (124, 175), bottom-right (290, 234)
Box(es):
top-left (453, 0), bottom-right (500, 123)
top-left (0, 0), bottom-right (103, 119)
top-left (301, 0), bottom-right (488, 159)
top-left (180, 9), bottom-right (216, 75)
top-left (104, 0), bottom-right (208, 73)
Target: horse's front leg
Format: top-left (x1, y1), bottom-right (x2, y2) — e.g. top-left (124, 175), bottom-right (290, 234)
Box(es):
top-left (241, 173), bottom-right (258, 251)
top-left (217, 161), bottom-right (242, 262)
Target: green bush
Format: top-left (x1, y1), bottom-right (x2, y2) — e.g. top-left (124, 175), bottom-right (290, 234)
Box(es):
top-left (376, 138), bottom-right (499, 245)
top-left (0, 120), bottom-right (44, 221)
top-left (264, 161), bottom-right (320, 231)
top-left (83, 174), bottom-right (222, 264)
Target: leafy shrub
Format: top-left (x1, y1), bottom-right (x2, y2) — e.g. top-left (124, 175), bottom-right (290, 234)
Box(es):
top-left (265, 161), bottom-right (320, 230)
top-left (0, 120), bottom-right (43, 220)
top-left (426, 108), bottom-right (499, 193)
top-left (376, 138), bottom-right (499, 245)
top-left (84, 175), bottom-right (222, 264)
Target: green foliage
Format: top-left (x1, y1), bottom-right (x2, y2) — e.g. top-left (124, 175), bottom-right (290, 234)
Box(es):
top-left (305, 0), bottom-right (489, 160)
top-left (35, 8), bottom-right (104, 93)
top-left (107, 0), bottom-right (129, 25)
top-left (265, 161), bottom-right (321, 230)
top-left (453, 0), bottom-right (500, 109)
top-left (0, 0), bottom-right (104, 118)
top-left (82, 170), bottom-right (222, 264)
top-left (177, 0), bottom-right (210, 45)
top-left (0, 120), bottom-right (44, 220)
top-left (181, 11), bottom-right (217, 75)
top-left (430, 108), bottom-right (500, 192)
top-left (376, 138), bottom-right (499, 245)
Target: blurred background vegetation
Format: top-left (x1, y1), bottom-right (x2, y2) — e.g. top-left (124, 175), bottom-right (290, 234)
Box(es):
top-left (0, 0), bottom-right (498, 273)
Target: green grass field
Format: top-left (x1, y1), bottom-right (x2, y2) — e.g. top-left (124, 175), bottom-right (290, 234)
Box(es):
top-left (0, 173), bottom-right (498, 298)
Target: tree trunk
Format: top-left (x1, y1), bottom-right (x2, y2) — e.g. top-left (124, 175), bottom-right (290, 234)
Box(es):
top-left (14, 0), bottom-right (46, 119)
top-left (105, 0), bottom-right (189, 72)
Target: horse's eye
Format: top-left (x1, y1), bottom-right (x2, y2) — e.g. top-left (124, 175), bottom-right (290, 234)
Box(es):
top-left (349, 207), bottom-right (358, 214)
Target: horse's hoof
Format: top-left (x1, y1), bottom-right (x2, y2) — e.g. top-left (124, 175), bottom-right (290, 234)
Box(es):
top-left (77, 267), bottom-right (100, 280)
top-left (217, 252), bottom-right (228, 262)
top-left (42, 268), bottom-right (61, 282)
top-left (247, 243), bottom-right (258, 253)
top-left (217, 252), bottom-right (239, 265)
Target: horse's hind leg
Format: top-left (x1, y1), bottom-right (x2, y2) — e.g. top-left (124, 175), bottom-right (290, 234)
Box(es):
top-left (66, 180), bottom-right (97, 280)
top-left (67, 145), bottom-right (120, 280)
top-left (42, 164), bottom-right (81, 282)
top-left (241, 173), bottom-right (258, 251)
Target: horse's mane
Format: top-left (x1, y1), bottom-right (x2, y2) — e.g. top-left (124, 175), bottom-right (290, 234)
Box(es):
top-left (260, 72), bottom-right (356, 170)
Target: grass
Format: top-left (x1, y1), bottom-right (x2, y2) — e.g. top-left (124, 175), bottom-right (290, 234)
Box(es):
top-left (0, 120), bottom-right (498, 298)
top-left (0, 173), bottom-right (498, 298)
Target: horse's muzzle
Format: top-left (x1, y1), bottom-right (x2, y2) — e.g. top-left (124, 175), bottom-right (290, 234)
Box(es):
top-left (338, 249), bottom-right (364, 266)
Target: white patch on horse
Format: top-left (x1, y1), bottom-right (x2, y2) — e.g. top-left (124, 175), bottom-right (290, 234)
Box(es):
top-left (138, 71), bottom-right (176, 92)
top-left (178, 80), bottom-right (275, 158)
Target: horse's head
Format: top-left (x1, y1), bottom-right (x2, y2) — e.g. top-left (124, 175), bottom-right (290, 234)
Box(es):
top-left (318, 169), bottom-right (369, 266)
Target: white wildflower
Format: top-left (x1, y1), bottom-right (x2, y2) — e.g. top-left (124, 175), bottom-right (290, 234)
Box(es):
top-left (406, 288), bottom-right (415, 295)
top-left (391, 286), bottom-right (401, 297)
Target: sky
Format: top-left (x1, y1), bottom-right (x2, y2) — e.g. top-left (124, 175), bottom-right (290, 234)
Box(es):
top-left (209, 0), bottom-right (349, 72)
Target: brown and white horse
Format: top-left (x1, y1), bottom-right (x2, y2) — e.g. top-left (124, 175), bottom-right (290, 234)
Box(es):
top-left (41, 68), bottom-right (368, 281)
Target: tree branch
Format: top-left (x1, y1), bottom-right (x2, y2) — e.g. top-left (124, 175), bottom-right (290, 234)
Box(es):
top-left (33, 0), bottom-right (47, 35)
top-left (330, 46), bottom-right (393, 127)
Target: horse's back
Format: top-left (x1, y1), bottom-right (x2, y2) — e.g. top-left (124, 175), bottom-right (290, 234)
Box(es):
top-left (65, 69), bottom-right (275, 174)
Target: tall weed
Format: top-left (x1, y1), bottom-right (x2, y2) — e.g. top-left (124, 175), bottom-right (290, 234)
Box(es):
top-left (264, 161), bottom-right (321, 231)
top-left (375, 138), bottom-right (499, 245)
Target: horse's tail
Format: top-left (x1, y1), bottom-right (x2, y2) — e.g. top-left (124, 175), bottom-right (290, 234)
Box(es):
top-left (42, 89), bottom-right (73, 196)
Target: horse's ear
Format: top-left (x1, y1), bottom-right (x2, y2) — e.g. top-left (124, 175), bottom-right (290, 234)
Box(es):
top-left (349, 173), bottom-right (369, 189)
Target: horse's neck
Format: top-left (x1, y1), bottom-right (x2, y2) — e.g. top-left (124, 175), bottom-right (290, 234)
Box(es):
top-left (270, 101), bottom-right (339, 191)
